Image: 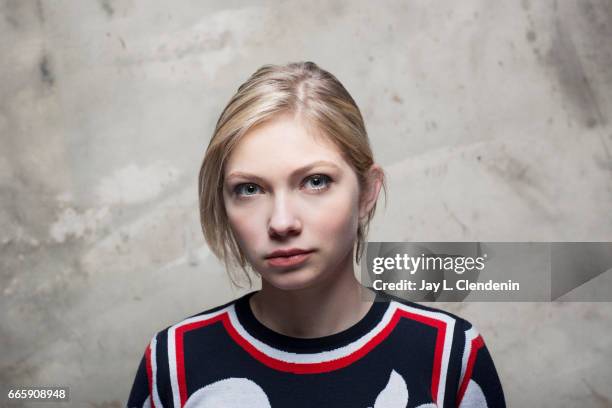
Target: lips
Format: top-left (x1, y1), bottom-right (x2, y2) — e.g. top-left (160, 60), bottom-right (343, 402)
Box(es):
top-left (265, 248), bottom-right (314, 259)
top-left (265, 248), bottom-right (315, 268)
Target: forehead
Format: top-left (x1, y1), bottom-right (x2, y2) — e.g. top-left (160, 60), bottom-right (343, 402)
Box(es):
top-left (224, 115), bottom-right (349, 174)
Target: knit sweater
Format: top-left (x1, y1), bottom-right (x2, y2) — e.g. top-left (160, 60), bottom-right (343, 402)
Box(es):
top-left (127, 290), bottom-right (505, 408)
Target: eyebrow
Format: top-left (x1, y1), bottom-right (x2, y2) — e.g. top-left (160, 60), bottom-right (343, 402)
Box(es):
top-left (225, 160), bottom-right (342, 183)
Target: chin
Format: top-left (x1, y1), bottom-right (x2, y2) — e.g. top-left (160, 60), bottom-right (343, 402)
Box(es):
top-left (260, 266), bottom-right (325, 291)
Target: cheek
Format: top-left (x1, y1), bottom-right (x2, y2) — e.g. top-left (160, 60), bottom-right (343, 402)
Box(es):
top-left (225, 205), bottom-right (262, 252)
top-left (306, 187), bottom-right (360, 240)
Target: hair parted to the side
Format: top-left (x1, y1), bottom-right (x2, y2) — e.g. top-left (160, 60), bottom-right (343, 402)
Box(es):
top-left (198, 61), bottom-right (387, 287)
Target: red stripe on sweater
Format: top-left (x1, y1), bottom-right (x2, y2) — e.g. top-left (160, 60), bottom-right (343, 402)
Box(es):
top-left (394, 309), bottom-right (447, 405)
top-left (175, 314), bottom-right (226, 407)
top-left (145, 343), bottom-right (156, 408)
top-left (174, 306), bottom-right (449, 406)
top-left (457, 335), bottom-right (484, 406)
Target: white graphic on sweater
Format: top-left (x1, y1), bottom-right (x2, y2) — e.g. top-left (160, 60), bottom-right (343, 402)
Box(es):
top-left (373, 369), bottom-right (408, 407)
top-left (370, 369), bottom-right (437, 408)
top-left (181, 370), bottom-right (444, 408)
top-left (458, 380), bottom-right (488, 408)
top-left (183, 377), bottom-right (271, 408)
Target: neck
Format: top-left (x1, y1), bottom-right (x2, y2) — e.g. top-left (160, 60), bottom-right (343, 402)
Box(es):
top-left (249, 252), bottom-right (375, 338)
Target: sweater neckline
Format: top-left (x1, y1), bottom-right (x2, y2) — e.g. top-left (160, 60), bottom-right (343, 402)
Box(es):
top-left (233, 289), bottom-right (390, 354)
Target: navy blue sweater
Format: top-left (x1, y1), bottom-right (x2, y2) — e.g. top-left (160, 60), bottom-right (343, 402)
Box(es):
top-left (127, 290), bottom-right (505, 407)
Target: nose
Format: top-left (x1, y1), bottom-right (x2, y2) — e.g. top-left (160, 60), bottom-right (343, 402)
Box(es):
top-left (268, 192), bottom-right (302, 239)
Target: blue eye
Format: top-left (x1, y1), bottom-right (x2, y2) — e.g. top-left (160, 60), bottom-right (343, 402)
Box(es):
top-left (232, 175), bottom-right (331, 197)
top-left (304, 174), bottom-right (332, 191)
top-left (234, 183), bottom-right (261, 196)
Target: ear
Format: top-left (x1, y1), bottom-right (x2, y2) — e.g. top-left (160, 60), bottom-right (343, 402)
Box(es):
top-left (359, 164), bottom-right (384, 220)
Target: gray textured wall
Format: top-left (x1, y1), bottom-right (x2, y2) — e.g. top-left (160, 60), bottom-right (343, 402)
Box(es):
top-left (1, 1), bottom-right (611, 407)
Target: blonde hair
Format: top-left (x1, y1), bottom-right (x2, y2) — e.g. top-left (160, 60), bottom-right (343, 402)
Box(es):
top-left (198, 61), bottom-right (386, 287)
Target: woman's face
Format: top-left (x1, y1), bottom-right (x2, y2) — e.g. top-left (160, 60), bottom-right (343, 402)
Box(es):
top-left (222, 114), bottom-right (366, 291)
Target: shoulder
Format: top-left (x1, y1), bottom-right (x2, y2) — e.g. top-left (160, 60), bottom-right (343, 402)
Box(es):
top-left (374, 291), bottom-right (485, 367)
top-left (134, 295), bottom-right (250, 408)
top-left (149, 294), bottom-right (245, 345)
top-left (374, 292), bottom-right (501, 406)
top-left (375, 290), bottom-right (476, 333)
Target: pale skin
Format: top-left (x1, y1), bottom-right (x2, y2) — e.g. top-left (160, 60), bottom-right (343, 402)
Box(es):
top-left (222, 113), bottom-right (383, 338)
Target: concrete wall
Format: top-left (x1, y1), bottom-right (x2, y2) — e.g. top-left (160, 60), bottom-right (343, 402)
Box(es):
top-left (1, 1), bottom-right (611, 406)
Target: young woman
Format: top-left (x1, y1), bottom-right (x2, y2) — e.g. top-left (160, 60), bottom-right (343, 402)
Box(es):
top-left (127, 62), bottom-right (505, 408)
